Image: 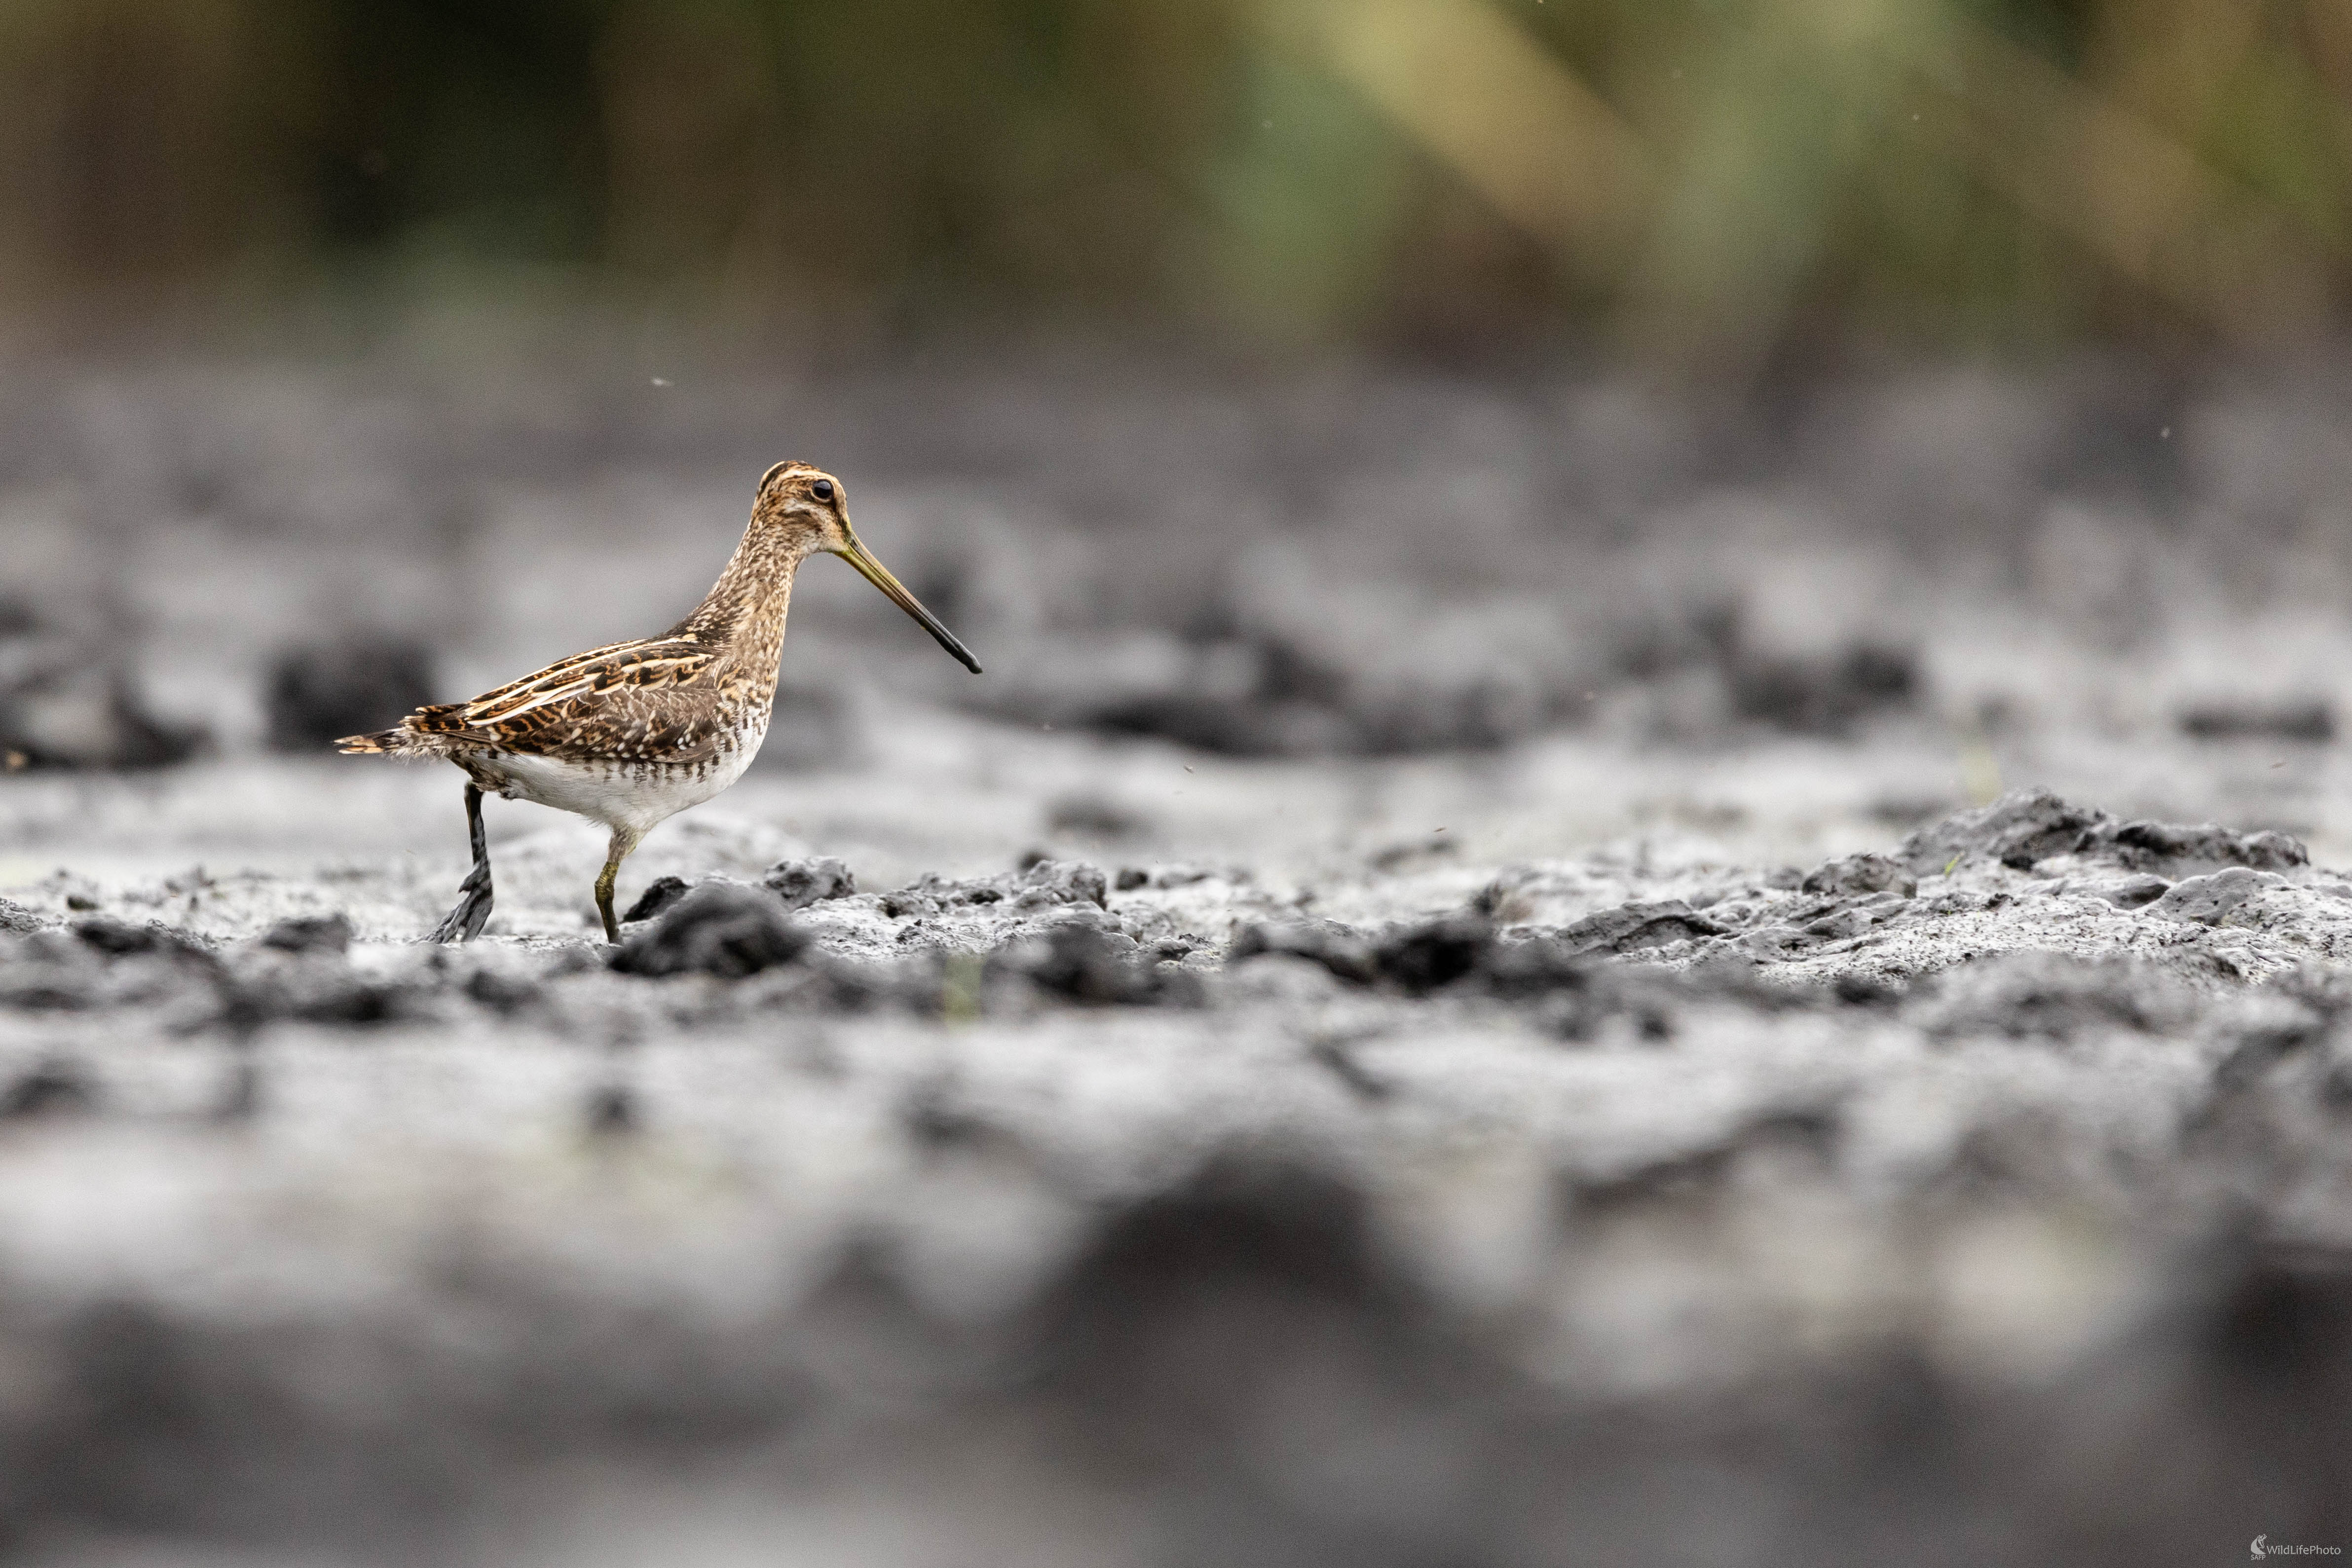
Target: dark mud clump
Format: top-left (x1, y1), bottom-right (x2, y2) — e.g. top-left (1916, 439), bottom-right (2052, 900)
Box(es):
top-left (1014, 924), bottom-right (1204, 1007)
top-left (2078, 818), bottom-right (2308, 876)
top-left (1076, 627), bottom-right (1361, 757)
top-left (1896, 787), bottom-right (2116, 872)
top-left (74, 916), bottom-right (216, 962)
top-left (223, 963), bottom-right (421, 1029)
top-left (0, 932), bottom-right (109, 1011)
top-left (623, 859), bottom-right (854, 928)
top-left (1552, 899), bottom-right (1730, 957)
top-left (2, 1056), bottom-right (97, 1118)
top-left (1617, 599), bottom-right (1920, 738)
top-left (1371, 912), bottom-right (1497, 993)
top-left (622, 876), bottom-right (690, 924)
top-left (610, 883), bottom-right (812, 978)
top-left (2177, 696), bottom-right (2335, 743)
top-left (258, 912), bottom-right (353, 955)
top-left (1231, 912), bottom-right (1673, 997)
top-left (1726, 640), bottom-right (1917, 736)
top-left (1897, 786), bottom-right (2306, 876)
top-left (1228, 920), bottom-right (1381, 985)
top-left (264, 635), bottom-right (439, 751)
top-left (463, 963), bottom-right (547, 1016)
top-left (881, 859), bottom-right (1108, 920)
top-left (0, 599), bottom-right (204, 769)
top-left (1062, 606), bottom-right (1552, 757)
top-left (1231, 912), bottom-right (1727, 1015)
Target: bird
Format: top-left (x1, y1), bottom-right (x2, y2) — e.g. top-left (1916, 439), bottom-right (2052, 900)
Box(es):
top-left (338, 461), bottom-right (979, 943)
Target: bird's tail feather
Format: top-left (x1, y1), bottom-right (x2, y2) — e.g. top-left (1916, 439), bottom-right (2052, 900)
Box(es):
top-left (337, 702), bottom-right (507, 755)
top-left (337, 722), bottom-right (478, 758)
top-left (337, 727), bottom-right (422, 755)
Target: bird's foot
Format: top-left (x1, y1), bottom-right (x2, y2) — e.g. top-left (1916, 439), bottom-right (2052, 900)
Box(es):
top-left (429, 861), bottom-right (494, 944)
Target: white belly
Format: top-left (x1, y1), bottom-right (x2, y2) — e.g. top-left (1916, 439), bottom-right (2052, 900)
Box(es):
top-left (476, 719), bottom-right (765, 837)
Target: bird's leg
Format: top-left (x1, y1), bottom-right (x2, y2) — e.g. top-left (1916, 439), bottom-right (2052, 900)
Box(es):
top-left (594, 825), bottom-right (648, 944)
top-left (430, 784), bottom-right (494, 943)
top-left (594, 859), bottom-right (620, 944)
top-left (594, 827), bottom-right (634, 944)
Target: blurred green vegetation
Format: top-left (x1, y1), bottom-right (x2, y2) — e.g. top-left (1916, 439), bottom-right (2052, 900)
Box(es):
top-left (1, 0), bottom-right (2348, 358)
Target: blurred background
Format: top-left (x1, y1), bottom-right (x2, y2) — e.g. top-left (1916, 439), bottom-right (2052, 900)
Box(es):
top-left (4, 0), bottom-right (2352, 354)
top-left (8, 0), bottom-right (2352, 814)
top-left (8, 3), bottom-right (2352, 1565)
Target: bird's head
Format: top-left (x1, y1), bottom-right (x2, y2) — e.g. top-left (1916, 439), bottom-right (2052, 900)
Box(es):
top-left (753, 460), bottom-right (981, 673)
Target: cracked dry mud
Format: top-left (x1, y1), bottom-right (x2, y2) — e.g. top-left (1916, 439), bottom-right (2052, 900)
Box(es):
top-left (3, 750), bottom-right (2352, 1566)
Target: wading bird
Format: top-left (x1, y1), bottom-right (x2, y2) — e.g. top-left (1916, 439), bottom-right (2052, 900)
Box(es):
top-left (339, 462), bottom-right (979, 942)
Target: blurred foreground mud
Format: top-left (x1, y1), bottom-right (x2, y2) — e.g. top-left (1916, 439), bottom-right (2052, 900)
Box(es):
top-left (4, 782), bottom-right (2352, 1565)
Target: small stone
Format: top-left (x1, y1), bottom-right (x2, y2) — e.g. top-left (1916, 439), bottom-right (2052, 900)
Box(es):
top-left (1801, 853), bottom-right (1917, 898)
top-left (2082, 874), bottom-right (2170, 909)
top-left (2149, 867), bottom-right (2280, 926)
top-left (1013, 859), bottom-right (1108, 910)
top-left (762, 856), bottom-right (855, 911)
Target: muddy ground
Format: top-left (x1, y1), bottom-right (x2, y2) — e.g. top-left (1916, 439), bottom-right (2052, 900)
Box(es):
top-left (4, 350), bottom-right (2352, 1564)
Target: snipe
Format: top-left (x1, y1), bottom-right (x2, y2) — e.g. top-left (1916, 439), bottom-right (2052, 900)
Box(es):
top-left (339, 462), bottom-right (979, 942)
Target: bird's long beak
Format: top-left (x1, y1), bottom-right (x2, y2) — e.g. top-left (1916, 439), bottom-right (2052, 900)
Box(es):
top-left (834, 527), bottom-right (983, 673)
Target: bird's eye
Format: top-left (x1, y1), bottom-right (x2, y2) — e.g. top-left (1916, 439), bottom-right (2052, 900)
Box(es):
top-left (811, 479), bottom-right (834, 502)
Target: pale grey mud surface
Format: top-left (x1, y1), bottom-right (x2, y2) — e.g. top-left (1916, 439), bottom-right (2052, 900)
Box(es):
top-left (6, 355), bottom-right (2352, 1564)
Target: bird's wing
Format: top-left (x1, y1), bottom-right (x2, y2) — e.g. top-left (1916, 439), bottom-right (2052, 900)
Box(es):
top-left (405, 637), bottom-right (733, 762)
top-left (455, 637), bottom-right (716, 723)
